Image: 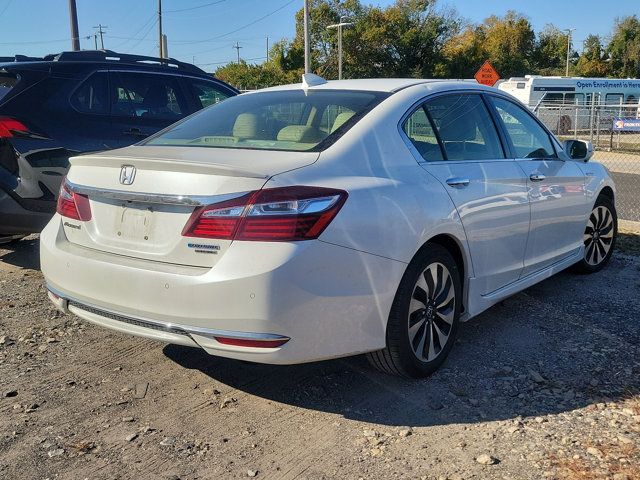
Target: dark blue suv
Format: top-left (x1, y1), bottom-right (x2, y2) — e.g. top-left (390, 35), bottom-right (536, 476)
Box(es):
top-left (0, 50), bottom-right (237, 241)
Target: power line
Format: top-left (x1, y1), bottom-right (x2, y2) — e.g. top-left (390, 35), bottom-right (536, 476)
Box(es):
top-left (171, 0), bottom-right (298, 45)
top-left (165, 0), bottom-right (225, 13)
top-left (126, 18), bottom-right (159, 53)
top-left (0, 0), bottom-right (14, 18)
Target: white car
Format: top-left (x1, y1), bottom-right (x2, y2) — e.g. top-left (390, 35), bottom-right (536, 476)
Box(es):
top-left (40, 75), bottom-right (617, 378)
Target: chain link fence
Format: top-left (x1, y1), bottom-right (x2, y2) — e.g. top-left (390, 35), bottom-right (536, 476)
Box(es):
top-left (531, 101), bottom-right (640, 221)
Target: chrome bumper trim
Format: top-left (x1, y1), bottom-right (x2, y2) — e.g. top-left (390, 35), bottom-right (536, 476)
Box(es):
top-left (65, 180), bottom-right (248, 207)
top-left (46, 285), bottom-right (290, 343)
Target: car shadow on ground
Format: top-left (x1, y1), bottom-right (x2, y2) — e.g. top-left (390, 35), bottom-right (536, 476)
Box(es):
top-left (164, 252), bottom-right (640, 428)
top-left (0, 236), bottom-right (40, 271)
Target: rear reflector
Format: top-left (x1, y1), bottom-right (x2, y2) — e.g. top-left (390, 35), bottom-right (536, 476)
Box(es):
top-left (56, 178), bottom-right (92, 221)
top-left (182, 186), bottom-right (348, 242)
top-left (0, 116), bottom-right (28, 138)
top-left (214, 336), bottom-right (289, 348)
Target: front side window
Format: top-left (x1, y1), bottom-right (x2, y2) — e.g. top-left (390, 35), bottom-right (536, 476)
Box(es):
top-left (423, 94), bottom-right (504, 161)
top-left (0, 72), bottom-right (19, 103)
top-left (110, 72), bottom-right (187, 120)
top-left (71, 72), bottom-right (109, 114)
top-left (145, 89), bottom-right (388, 152)
top-left (188, 80), bottom-right (230, 109)
top-left (402, 107), bottom-right (444, 161)
top-left (491, 96), bottom-right (557, 159)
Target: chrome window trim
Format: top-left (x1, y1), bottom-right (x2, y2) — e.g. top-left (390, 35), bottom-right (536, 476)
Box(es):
top-left (397, 89), bottom-right (516, 165)
top-left (47, 284), bottom-right (290, 342)
top-left (65, 179), bottom-right (249, 207)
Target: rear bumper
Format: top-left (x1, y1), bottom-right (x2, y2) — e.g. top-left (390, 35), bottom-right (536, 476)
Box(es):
top-left (40, 215), bottom-right (407, 364)
top-left (0, 188), bottom-right (53, 235)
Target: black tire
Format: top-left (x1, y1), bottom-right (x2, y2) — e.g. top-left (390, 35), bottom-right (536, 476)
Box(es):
top-left (572, 195), bottom-right (617, 274)
top-left (367, 244), bottom-right (462, 378)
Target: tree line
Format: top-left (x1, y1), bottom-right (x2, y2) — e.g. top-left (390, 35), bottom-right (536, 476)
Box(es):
top-left (215, 0), bottom-right (640, 90)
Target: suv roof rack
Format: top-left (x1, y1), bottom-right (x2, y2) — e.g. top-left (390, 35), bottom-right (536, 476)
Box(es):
top-left (52, 50), bottom-right (205, 74)
top-left (1, 50), bottom-right (205, 74)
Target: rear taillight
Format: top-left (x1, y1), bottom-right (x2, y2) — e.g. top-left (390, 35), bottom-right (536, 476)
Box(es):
top-left (56, 178), bottom-right (92, 221)
top-left (182, 186), bottom-right (348, 242)
top-left (0, 116), bottom-right (28, 138)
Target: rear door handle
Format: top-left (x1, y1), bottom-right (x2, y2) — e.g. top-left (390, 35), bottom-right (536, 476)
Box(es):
top-left (446, 177), bottom-right (470, 188)
top-left (529, 173), bottom-right (546, 182)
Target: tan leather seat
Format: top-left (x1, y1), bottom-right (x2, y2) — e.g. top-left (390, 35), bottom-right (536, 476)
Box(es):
top-left (277, 125), bottom-right (326, 143)
top-left (233, 113), bottom-right (265, 140)
top-left (330, 111), bottom-right (355, 133)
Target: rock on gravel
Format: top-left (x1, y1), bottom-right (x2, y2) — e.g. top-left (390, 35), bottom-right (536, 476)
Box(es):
top-left (475, 454), bottom-right (498, 465)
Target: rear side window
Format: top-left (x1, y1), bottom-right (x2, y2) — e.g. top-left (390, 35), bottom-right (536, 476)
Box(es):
top-left (110, 72), bottom-right (188, 120)
top-left (424, 94), bottom-right (504, 161)
top-left (402, 107), bottom-right (444, 161)
top-left (71, 72), bottom-right (109, 114)
top-left (491, 96), bottom-right (557, 159)
top-left (188, 80), bottom-right (230, 108)
top-left (0, 72), bottom-right (18, 103)
top-left (145, 89), bottom-right (388, 152)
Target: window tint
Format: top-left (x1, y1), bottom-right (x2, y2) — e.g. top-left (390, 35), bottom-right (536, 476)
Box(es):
top-left (0, 72), bottom-right (19, 103)
top-left (71, 72), bottom-right (109, 114)
top-left (145, 89), bottom-right (388, 152)
top-left (541, 93), bottom-right (564, 105)
top-left (189, 80), bottom-right (230, 108)
top-left (424, 94), bottom-right (504, 161)
top-left (402, 107), bottom-right (444, 161)
top-left (110, 72), bottom-right (187, 120)
top-left (491, 96), bottom-right (556, 159)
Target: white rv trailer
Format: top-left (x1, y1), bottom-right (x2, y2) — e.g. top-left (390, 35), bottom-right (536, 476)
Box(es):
top-left (498, 76), bottom-right (640, 134)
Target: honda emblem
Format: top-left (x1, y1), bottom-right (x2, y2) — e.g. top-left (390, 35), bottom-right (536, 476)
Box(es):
top-left (119, 165), bottom-right (136, 185)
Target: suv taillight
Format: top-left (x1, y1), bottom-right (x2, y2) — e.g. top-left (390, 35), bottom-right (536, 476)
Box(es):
top-left (182, 186), bottom-right (348, 241)
top-left (56, 178), bottom-right (92, 221)
top-left (0, 116), bottom-right (28, 138)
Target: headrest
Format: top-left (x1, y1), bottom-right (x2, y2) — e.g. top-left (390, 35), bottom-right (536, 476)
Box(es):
top-left (233, 113), bottom-right (262, 139)
top-left (437, 112), bottom-right (477, 142)
top-left (330, 111), bottom-right (355, 132)
top-left (277, 125), bottom-right (325, 143)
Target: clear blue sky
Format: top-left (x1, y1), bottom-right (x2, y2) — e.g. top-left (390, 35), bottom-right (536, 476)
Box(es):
top-left (0, 0), bottom-right (637, 71)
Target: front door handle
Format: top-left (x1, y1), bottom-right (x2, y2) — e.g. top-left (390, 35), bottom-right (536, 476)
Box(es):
top-left (530, 173), bottom-right (546, 182)
top-left (446, 177), bottom-right (470, 188)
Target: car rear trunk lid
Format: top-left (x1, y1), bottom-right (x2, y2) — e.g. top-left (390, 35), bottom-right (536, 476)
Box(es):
top-left (62, 145), bottom-right (319, 268)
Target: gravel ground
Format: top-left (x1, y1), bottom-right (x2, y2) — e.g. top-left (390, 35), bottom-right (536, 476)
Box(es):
top-left (1, 231), bottom-right (639, 480)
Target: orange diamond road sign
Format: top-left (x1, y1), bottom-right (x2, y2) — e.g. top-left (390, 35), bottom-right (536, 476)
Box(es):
top-left (474, 61), bottom-right (500, 87)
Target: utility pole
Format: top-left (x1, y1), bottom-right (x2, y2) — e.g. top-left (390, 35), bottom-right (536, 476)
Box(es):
top-left (266, 36), bottom-right (269, 63)
top-left (68, 0), bottom-right (80, 51)
top-left (93, 24), bottom-right (107, 49)
top-left (565, 28), bottom-right (576, 77)
top-left (158, 0), bottom-right (164, 58)
top-left (93, 34), bottom-right (98, 50)
top-left (233, 42), bottom-right (242, 64)
top-left (327, 17), bottom-right (353, 80)
top-left (303, 0), bottom-right (310, 73)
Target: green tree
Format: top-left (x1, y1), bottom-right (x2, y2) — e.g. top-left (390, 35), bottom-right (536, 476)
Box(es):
top-left (214, 61), bottom-right (295, 90)
top-left (481, 11), bottom-right (536, 78)
top-left (607, 15), bottom-right (640, 77)
top-left (575, 34), bottom-right (610, 77)
top-left (534, 25), bottom-right (571, 76)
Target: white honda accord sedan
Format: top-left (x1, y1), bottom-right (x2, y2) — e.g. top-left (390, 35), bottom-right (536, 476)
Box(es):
top-left (40, 75), bottom-right (617, 377)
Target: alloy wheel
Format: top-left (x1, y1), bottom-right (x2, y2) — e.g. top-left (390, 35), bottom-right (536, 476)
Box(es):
top-left (584, 205), bottom-right (614, 266)
top-left (408, 262), bottom-right (456, 362)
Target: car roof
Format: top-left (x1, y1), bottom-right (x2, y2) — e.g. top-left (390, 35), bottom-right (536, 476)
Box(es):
top-left (254, 77), bottom-right (482, 93)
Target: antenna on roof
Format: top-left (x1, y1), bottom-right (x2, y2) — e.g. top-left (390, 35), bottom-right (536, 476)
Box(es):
top-left (302, 73), bottom-right (327, 89)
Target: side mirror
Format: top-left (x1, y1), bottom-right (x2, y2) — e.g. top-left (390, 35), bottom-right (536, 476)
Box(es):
top-left (563, 139), bottom-right (594, 162)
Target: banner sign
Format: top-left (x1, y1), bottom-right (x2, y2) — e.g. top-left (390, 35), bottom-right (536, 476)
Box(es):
top-left (612, 118), bottom-right (640, 132)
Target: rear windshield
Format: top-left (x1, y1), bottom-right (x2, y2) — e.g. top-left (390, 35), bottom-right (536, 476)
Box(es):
top-left (0, 72), bottom-right (18, 103)
top-left (144, 89), bottom-right (389, 152)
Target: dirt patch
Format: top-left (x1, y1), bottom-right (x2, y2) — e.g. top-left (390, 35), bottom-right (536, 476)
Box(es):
top-left (1, 238), bottom-right (639, 480)
top-left (618, 220), bottom-right (640, 256)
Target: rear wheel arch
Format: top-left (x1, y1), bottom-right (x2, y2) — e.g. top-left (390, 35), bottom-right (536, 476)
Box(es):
top-left (598, 186), bottom-right (614, 203)
top-left (413, 234), bottom-right (467, 313)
